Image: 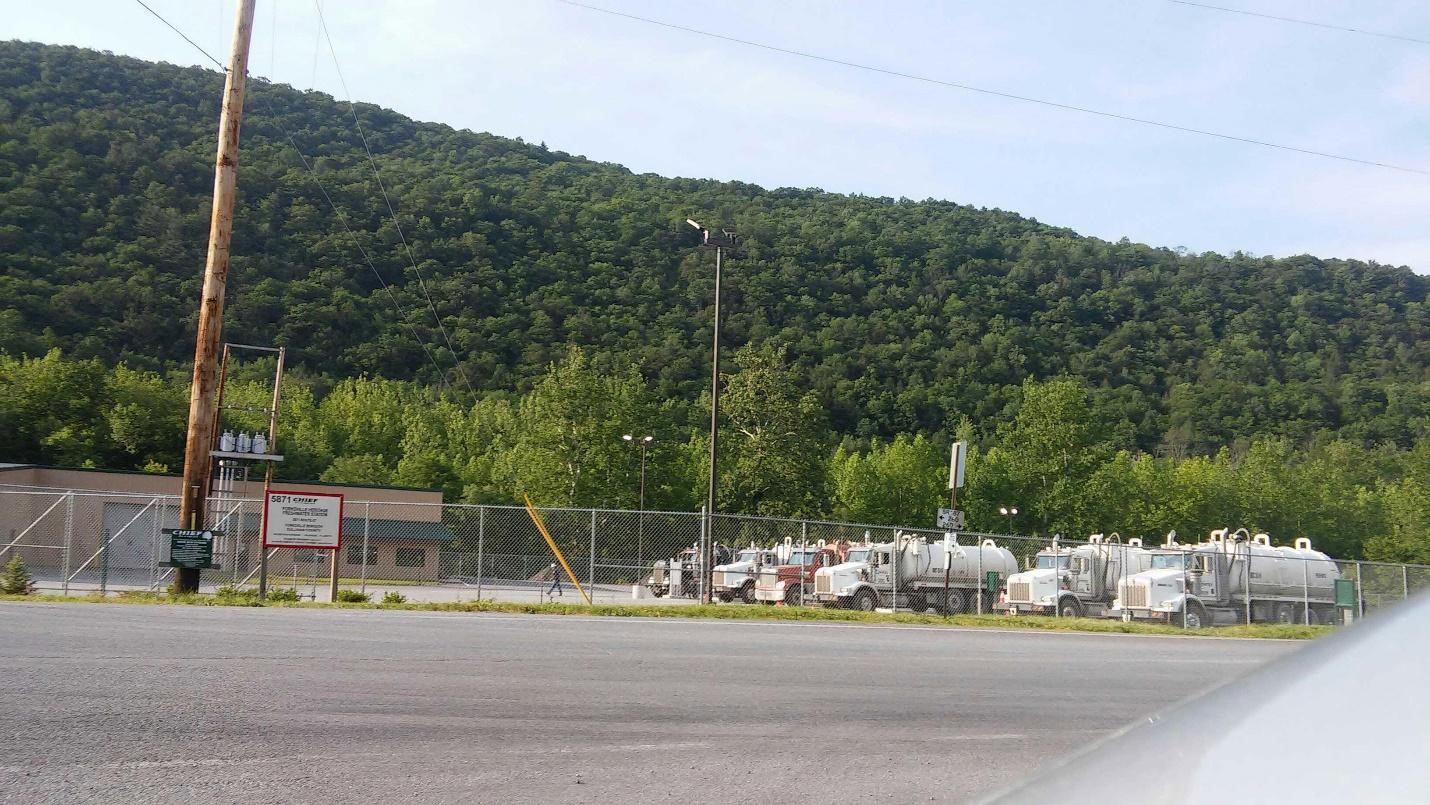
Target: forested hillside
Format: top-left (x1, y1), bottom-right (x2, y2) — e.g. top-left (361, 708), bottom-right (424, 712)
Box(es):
top-left (2, 41), bottom-right (1426, 455)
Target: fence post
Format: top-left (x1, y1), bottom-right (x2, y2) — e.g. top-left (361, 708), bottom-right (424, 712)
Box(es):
top-left (476, 506), bottom-right (485, 600)
top-left (1245, 546), bottom-right (1252, 626)
top-left (892, 530), bottom-right (899, 614)
top-left (1302, 555), bottom-right (1310, 624)
top-left (61, 491), bottom-right (74, 596)
top-left (99, 527), bottom-right (109, 597)
top-left (589, 508), bottom-right (597, 598)
top-left (1403, 564), bottom-right (1410, 603)
top-left (1180, 550), bottom-right (1187, 630)
top-left (1356, 562), bottom-right (1364, 621)
top-left (361, 502), bottom-right (371, 595)
top-left (800, 521), bottom-right (808, 606)
top-left (977, 540), bottom-right (984, 615)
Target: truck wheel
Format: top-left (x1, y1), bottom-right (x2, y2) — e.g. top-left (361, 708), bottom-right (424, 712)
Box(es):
top-left (1178, 602), bottom-right (1207, 629)
top-left (740, 581), bottom-right (756, 604)
top-left (943, 589), bottom-right (968, 614)
top-left (1058, 597), bottom-right (1084, 618)
top-left (854, 590), bottom-right (877, 612)
top-left (1274, 603), bottom-right (1296, 624)
top-left (786, 586), bottom-right (803, 607)
top-left (717, 591), bottom-right (733, 603)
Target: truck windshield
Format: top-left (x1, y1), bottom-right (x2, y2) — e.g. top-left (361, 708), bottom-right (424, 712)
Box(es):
top-left (1035, 555), bottom-right (1070, 570)
top-left (1150, 554), bottom-right (1184, 569)
top-left (788, 551), bottom-right (816, 565)
top-left (736, 551), bottom-right (759, 563)
top-left (846, 549), bottom-right (870, 563)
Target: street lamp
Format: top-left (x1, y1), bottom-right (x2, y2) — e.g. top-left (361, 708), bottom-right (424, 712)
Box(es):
top-left (999, 505), bottom-right (1019, 534)
top-left (688, 217), bottom-right (737, 605)
top-left (622, 434), bottom-right (653, 565)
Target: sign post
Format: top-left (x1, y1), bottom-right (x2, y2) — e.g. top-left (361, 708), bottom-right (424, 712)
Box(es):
top-left (263, 491), bottom-right (343, 599)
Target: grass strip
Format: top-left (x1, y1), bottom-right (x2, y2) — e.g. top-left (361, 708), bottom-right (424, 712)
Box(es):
top-left (0, 591), bottom-right (1328, 639)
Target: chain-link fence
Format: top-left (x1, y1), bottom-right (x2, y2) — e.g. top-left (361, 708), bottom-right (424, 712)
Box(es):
top-left (2, 487), bottom-right (1427, 627)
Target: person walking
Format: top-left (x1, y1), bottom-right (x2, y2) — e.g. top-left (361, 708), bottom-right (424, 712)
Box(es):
top-left (548, 563), bottom-right (564, 597)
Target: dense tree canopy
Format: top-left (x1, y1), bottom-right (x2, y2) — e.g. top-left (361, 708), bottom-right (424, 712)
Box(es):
top-left (0, 41), bottom-right (1425, 455)
top-left (1, 42), bottom-right (1427, 562)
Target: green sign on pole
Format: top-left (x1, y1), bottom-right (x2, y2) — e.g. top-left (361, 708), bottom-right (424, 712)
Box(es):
top-left (1334, 578), bottom-right (1356, 608)
top-left (163, 529), bottom-right (218, 570)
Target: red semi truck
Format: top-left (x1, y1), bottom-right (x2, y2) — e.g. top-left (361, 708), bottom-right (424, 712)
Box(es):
top-left (753, 542), bottom-right (850, 606)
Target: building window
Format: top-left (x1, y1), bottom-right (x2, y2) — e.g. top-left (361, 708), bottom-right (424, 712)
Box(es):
top-left (346, 544), bottom-right (378, 566)
top-left (394, 547), bottom-right (426, 568)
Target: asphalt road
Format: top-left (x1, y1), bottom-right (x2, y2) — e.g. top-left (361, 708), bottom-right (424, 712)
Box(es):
top-left (0, 604), bottom-right (1301, 804)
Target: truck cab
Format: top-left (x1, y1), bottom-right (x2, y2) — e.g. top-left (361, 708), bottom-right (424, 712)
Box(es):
top-left (1113, 530), bottom-right (1342, 628)
top-left (713, 548), bottom-right (780, 603)
top-left (1000, 534), bottom-right (1150, 618)
top-left (754, 544), bottom-right (848, 606)
top-left (812, 545), bottom-right (876, 608)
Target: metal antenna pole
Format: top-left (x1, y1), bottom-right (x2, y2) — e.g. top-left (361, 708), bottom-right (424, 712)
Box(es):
top-left (175, 0), bottom-right (257, 594)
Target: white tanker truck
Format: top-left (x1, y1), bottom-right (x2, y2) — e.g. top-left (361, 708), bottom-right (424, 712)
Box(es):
top-left (812, 532), bottom-right (1017, 613)
top-left (1112, 529), bottom-right (1342, 628)
top-left (999, 533), bottom-right (1156, 618)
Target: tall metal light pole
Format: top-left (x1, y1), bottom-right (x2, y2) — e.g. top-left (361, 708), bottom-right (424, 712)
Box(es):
top-left (687, 218), bottom-right (736, 605)
top-left (176, 0), bottom-right (257, 594)
top-left (622, 434), bottom-right (653, 565)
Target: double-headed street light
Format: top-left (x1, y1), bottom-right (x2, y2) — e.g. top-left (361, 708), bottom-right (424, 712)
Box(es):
top-left (999, 505), bottom-right (1019, 534)
top-left (688, 218), bottom-right (736, 605)
top-left (622, 434), bottom-right (654, 565)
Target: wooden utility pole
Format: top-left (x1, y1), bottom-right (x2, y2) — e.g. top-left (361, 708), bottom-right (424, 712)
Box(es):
top-left (175, 0), bottom-right (258, 594)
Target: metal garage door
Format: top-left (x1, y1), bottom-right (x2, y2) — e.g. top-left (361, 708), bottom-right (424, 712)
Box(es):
top-left (102, 501), bottom-right (178, 570)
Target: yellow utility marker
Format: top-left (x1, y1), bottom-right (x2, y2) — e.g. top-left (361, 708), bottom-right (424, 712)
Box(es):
top-left (523, 495), bottom-right (592, 605)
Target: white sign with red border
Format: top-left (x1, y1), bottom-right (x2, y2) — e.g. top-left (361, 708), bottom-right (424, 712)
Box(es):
top-left (263, 490), bottom-right (344, 549)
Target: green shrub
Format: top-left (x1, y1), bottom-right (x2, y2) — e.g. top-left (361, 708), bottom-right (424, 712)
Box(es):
top-left (335, 589), bottom-right (370, 603)
top-left (214, 584), bottom-right (259, 601)
top-left (1, 555), bottom-right (36, 595)
top-left (380, 591), bottom-right (407, 604)
top-left (265, 587), bottom-right (301, 602)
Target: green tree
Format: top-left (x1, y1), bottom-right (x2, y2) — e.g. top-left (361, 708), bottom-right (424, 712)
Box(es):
top-left (511, 347), bottom-right (653, 507)
top-left (832, 433), bottom-right (946, 526)
top-left (1, 555), bottom-right (36, 595)
top-left (705, 344), bottom-right (831, 518)
top-left (988, 377), bottom-right (1113, 536)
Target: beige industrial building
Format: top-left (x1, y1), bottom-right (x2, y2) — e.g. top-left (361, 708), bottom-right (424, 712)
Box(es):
top-left (0, 465), bottom-right (452, 585)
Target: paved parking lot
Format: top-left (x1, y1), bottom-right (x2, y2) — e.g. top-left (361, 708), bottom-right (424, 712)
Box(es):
top-left (0, 602), bottom-right (1299, 804)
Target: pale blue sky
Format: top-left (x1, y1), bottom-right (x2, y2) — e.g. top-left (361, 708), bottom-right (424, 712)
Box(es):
top-left (10, 1), bottom-right (1430, 270)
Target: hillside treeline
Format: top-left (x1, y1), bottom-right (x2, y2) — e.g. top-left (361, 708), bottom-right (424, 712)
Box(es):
top-left (0, 41), bottom-right (1427, 456)
top-left (2, 349), bottom-right (1425, 564)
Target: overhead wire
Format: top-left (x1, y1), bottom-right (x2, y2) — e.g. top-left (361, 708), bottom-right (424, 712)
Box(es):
top-left (128, 0), bottom-right (459, 393)
top-left (555, 0), bottom-right (1430, 178)
top-left (1158, 0), bottom-right (1430, 48)
top-left (132, 0), bottom-right (225, 70)
top-left (313, 0), bottom-right (478, 397)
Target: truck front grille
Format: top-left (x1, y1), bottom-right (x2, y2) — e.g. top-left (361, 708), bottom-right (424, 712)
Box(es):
top-left (815, 574), bottom-right (831, 594)
top-left (755, 571), bottom-right (777, 592)
top-left (1009, 581), bottom-right (1031, 603)
top-left (1124, 584), bottom-right (1148, 608)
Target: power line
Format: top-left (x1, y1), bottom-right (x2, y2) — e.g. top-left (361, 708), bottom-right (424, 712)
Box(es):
top-left (130, 0), bottom-right (460, 392)
top-left (255, 94), bottom-right (458, 394)
top-left (556, 0), bottom-right (1430, 178)
top-left (132, 0), bottom-right (226, 70)
top-left (313, 0), bottom-right (478, 397)
top-left (1160, 1), bottom-right (1430, 47)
